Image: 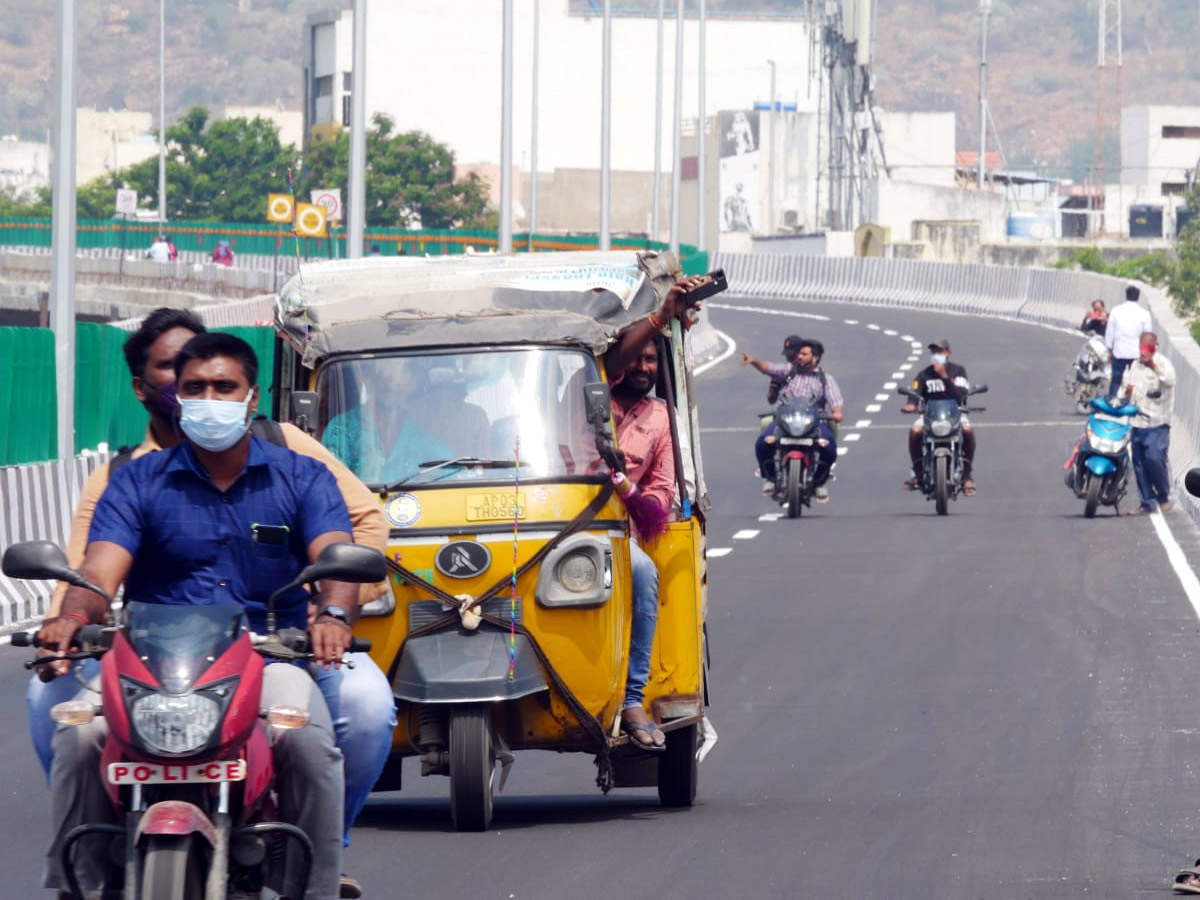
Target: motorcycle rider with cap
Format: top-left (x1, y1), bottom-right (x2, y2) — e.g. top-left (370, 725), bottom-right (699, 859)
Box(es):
top-left (742, 336), bottom-right (844, 502)
top-left (901, 338), bottom-right (977, 496)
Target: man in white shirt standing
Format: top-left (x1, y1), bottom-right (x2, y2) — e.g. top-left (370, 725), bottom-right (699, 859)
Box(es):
top-left (1104, 284), bottom-right (1153, 399)
top-left (1121, 330), bottom-right (1176, 515)
top-left (145, 234), bottom-right (170, 263)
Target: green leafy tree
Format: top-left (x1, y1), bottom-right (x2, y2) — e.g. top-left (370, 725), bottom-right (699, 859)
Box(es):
top-left (119, 106), bottom-right (300, 222)
top-left (297, 113), bottom-right (491, 229)
top-left (1171, 187), bottom-right (1200, 313)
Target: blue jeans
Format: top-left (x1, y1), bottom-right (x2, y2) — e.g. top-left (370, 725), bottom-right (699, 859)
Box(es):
top-left (755, 421), bottom-right (837, 485)
top-left (624, 540), bottom-right (660, 709)
top-left (1131, 424), bottom-right (1171, 510)
top-left (28, 651), bottom-right (395, 849)
top-left (1109, 357), bottom-right (1133, 399)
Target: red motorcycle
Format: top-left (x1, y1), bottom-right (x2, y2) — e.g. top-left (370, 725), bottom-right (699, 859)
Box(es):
top-left (5, 540), bottom-right (383, 900)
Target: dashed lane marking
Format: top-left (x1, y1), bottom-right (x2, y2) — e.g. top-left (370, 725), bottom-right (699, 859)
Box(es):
top-left (758, 513), bottom-right (784, 522)
top-left (732, 529), bottom-right (759, 540)
top-left (865, 403), bottom-right (882, 413)
top-left (708, 548), bottom-right (733, 558)
top-left (854, 419), bottom-right (871, 428)
top-left (873, 393), bottom-right (889, 401)
top-left (843, 433), bottom-right (861, 442)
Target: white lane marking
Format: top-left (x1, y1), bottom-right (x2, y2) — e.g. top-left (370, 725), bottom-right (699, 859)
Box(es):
top-left (883, 382), bottom-right (897, 390)
top-left (891, 372), bottom-right (905, 379)
top-left (695, 328), bottom-right (738, 376)
top-left (708, 548), bottom-right (733, 558)
top-left (837, 446), bottom-right (849, 455)
top-left (758, 513), bottom-right (784, 522)
top-left (1150, 513), bottom-right (1200, 616)
top-left (883, 329), bottom-right (898, 336)
top-left (874, 393), bottom-right (889, 401)
top-left (907, 355), bottom-right (919, 362)
top-left (843, 433), bottom-right (861, 442)
top-left (902, 335), bottom-right (915, 341)
top-left (899, 363), bottom-right (913, 371)
top-left (865, 403), bottom-right (882, 413)
top-left (854, 419), bottom-right (872, 428)
top-left (867, 324), bottom-right (881, 331)
top-left (732, 529), bottom-right (759, 540)
top-left (845, 319), bottom-right (859, 324)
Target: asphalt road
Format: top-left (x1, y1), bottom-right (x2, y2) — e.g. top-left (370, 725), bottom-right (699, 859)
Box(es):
top-left (5, 297), bottom-right (1200, 898)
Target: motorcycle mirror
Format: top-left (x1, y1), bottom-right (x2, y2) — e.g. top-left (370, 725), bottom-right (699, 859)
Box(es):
top-left (583, 382), bottom-right (612, 426)
top-left (2, 541), bottom-right (114, 604)
top-left (298, 542), bottom-right (387, 587)
top-left (1186, 468), bottom-right (1200, 498)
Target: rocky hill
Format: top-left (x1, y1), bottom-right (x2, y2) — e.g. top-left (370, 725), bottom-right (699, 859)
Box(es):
top-left (5, 0), bottom-right (1200, 182)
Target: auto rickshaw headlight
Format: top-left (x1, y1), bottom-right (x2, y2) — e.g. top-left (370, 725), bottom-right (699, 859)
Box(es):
top-left (536, 533), bottom-right (613, 608)
top-left (558, 553), bottom-right (599, 593)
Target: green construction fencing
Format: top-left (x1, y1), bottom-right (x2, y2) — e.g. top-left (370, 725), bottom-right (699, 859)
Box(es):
top-left (0, 324), bottom-right (276, 467)
top-left (0, 218), bottom-right (705, 268)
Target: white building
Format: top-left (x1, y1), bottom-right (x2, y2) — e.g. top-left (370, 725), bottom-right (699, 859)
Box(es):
top-left (1111, 105), bottom-right (1200, 237)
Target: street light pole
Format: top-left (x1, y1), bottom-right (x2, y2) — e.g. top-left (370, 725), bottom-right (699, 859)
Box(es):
top-left (51, 0), bottom-right (77, 461)
top-left (347, 0), bottom-right (367, 257)
top-left (652, 0), bottom-right (663, 242)
top-left (669, 0), bottom-right (683, 256)
top-left (158, 0), bottom-right (166, 225)
top-left (499, 0), bottom-right (513, 253)
top-left (529, 0), bottom-right (539, 251)
top-left (767, 59), bottom-right (776, 236)
top-left (697, 0), bottom-right (706, 252)
top-left (599, 0), bottom-right (611, 251)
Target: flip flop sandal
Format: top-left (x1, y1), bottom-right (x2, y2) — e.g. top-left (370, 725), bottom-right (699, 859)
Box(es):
top-left (622, 718), bottom-right (666, 752)
top-left (1174, 867), bottom-right (1200, 893)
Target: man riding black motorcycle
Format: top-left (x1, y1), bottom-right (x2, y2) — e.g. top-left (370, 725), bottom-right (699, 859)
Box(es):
top-left (741, 337), bottom-right (844, 502)
top-left (902, 338), bottom-right (977, 496)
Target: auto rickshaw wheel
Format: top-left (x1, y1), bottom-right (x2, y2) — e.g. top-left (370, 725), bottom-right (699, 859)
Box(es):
top-left (449, 704), bottom-right (494, 831)
top-left (657, 722), bottom-right (699, 807)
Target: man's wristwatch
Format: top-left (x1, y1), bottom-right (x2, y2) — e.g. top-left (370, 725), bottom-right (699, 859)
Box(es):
top-left (316, 605), bottom-right (351, 626)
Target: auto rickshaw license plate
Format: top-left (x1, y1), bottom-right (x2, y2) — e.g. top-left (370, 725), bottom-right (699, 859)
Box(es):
top-left (465, 493), bottom-right (526, 522)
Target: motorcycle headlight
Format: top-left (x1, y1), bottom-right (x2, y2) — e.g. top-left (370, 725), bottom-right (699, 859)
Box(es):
top-left (1086, 426), bottom-right (1128, 456)
top-left (123, 675), bottom-right (237, 756)
top-left (780, 411), bottom-right (815, 435)
top-left (930, 419), bottom-right (953, 437)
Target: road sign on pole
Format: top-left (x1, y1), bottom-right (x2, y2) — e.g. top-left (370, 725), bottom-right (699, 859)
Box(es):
top-left (311, 188), bottom-right (343, 222)
top-left (115, 189), bottom-right (138, 215)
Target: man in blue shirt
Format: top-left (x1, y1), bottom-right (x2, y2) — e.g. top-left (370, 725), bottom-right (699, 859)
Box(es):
top-left (37, 333), bottom-right (360, 900)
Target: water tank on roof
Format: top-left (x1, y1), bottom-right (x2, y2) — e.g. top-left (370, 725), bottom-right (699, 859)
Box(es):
top-left (1129, 204), bottom-right (1163, 238)
top-left (1177, 206), bottom-right (1194, 237)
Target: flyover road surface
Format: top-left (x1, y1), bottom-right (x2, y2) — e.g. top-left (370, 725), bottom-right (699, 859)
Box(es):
top-left (4, 297), bottom-right (1200, 899)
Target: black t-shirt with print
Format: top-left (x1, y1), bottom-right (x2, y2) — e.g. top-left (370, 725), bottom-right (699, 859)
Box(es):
top-left (910, 362), bottom-right (970, 404)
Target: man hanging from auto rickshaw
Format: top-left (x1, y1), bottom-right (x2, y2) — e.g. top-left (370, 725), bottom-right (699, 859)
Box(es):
top-left (604, 275), bottom-right (705, 749)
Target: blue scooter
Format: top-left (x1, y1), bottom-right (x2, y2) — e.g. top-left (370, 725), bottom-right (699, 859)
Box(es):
top-left (1065, 396), bottom-right (1138, 517)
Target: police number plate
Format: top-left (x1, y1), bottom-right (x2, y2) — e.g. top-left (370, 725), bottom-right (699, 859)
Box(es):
top-left (108, 760), bottom-right (247, 785)
top-left (465, 493), bottom-right (526, 522)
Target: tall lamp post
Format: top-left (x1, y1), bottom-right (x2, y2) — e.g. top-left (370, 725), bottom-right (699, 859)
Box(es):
top-left (347, 0), bottom-right (367, 257)
top-left (51, 0), bottom-right (77, 461)
top-left (158, 0), bottom-right (166, 225)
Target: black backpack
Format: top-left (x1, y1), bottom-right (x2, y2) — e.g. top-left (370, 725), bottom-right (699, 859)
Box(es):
top-left (108, 416), bottom-right (285, 475)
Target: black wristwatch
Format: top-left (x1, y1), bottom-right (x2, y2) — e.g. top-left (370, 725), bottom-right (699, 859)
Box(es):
top-left (316, 605), bottom-right (351, 626)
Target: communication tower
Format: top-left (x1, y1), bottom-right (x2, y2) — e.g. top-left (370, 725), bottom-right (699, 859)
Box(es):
top-left (1095, 0), bottom-right (1123, 234)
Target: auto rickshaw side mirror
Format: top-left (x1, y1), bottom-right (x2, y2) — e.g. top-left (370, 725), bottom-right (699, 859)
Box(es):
top-left (1185, 468), bottom-right (1200, 498)
top-left (290, 391), bottom-right (319, 434)
top-left (583, 382), bottom-right (612, 426)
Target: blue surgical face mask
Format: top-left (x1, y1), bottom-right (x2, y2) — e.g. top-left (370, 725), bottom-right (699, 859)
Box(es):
top-left (179, 393), bottom-right (253, 451)
top-left (930, 353), bottom-right (947, 366)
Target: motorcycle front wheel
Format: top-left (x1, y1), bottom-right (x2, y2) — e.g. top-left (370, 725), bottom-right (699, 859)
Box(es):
top-left (1075, 393), bottom-right (1093, 415)
top-left (785, 458), bottom-right (804, 518)
top-left (934, 456), bottom-right (950, 516)
top-left (140, 833), bottom-right (207, 900)
top-left (1083, 474), bottom-right (1102, 518)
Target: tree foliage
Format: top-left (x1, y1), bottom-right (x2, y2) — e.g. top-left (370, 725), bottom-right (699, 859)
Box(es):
top-left (296, 113), bottom-right (491, 229)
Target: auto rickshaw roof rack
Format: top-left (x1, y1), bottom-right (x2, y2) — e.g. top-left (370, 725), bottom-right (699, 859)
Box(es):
top-left (275, 250), bottom-right (684, 367)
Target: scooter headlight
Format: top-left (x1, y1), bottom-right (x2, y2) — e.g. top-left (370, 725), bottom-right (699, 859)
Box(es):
top-left (1086, 425), bottom-right (1128, 456)
top-left (929, 419), bottom-right (953, 437)
top-left (123, 675), bottom-right (237, 756)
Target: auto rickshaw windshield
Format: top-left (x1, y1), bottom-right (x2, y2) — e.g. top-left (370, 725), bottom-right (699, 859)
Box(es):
top-left (317, 348), bottom-right (605, 488)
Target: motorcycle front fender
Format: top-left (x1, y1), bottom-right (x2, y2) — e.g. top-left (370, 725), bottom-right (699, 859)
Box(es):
top-left (135, 800), bottom-right (217, 847)
top-left (392, 630), bottom-right (548, 704)
top-left (1084, 455), bottom-right (1118, 477)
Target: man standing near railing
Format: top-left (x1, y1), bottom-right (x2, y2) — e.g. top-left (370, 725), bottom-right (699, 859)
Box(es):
top-left (1104, 285), bottom-right (1152, 400)
top-left (1120, 330), bottom-right (1176, 516)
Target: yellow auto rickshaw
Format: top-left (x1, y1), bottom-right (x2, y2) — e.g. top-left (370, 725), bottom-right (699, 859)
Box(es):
top-left (272, 250), bottom-right (713, 830)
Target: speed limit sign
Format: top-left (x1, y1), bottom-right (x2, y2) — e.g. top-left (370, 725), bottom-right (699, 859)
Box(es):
top-left (311, 189), bottom-right (343, 222)
top-left (115, 189), bottom-right (138, 215)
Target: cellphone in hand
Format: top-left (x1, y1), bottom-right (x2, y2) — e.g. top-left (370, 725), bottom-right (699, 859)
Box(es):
top-left (681, 269), bottom-right (728, 307)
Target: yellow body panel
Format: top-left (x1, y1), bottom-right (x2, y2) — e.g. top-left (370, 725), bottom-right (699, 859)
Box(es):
top-left (352, 481), bottom-right (704, 756)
